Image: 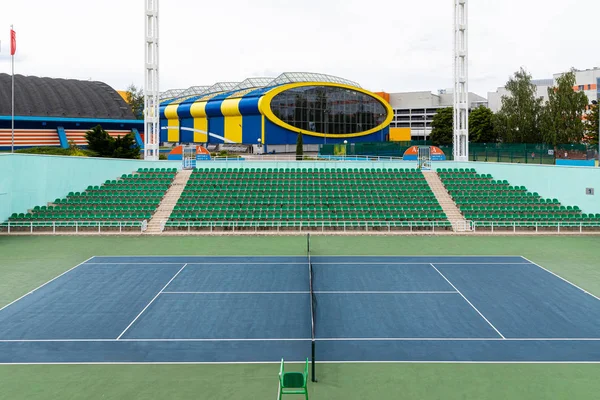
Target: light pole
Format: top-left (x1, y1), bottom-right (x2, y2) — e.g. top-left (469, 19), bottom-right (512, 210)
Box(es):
top-left (592, 100), bottom-right (600, 167)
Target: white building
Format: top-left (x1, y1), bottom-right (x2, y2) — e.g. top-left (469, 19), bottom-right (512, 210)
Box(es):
top-left (387, 90), bottom-right (487, 141)
top-left (488, 67), bottom-right (600, 112)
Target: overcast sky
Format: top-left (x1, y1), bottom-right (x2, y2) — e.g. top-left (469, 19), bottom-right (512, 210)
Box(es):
top-left (1, 0), bottom-right (598, 97)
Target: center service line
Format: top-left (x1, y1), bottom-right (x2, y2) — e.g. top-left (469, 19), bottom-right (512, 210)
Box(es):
top-left (116, 263), bottom-right (188, 340)
top-left (429, 263), bottom-right (506, 339)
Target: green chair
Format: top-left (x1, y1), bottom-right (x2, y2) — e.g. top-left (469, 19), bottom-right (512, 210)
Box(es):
top-left (278, 358), bottom-right (309, 400)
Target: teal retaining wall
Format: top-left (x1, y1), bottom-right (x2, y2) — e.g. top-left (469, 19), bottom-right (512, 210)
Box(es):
top-left (2, 155), bottom-right (598, 221)
top-left (434, 161), bottom-right (600, 214)
top-left (0, 154), bottom-right (180, 221)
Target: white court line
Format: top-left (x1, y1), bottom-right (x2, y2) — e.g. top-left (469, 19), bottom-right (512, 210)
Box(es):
top-left (3, 337), bottom-right (600, 343)
top-left (521, 256), bottom-right (600, 302)
top-left (83, 262), bottom-right (307, 265)
top-left (161, 291), bottom-right (459, 294)
top-left (82, 262), bottom-right (530, 265)
top-left (90, 255), bottom-right (526, 258)
top-left (430, 263), bottom-right (506, 340)
top-left (162, 291), bottom-right (310, 295)
top-left (0, 256), bottom-right (95, 313)
top-left (4, 361), bottom-right (600, 365)
top-left (116, 263), bottom-right (188, 340)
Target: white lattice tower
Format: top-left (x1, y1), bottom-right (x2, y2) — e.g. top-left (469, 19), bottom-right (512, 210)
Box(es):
top-left (453, 0), bottom-right (469, 161)
top-left (144, 0), bottom-right (160, 160)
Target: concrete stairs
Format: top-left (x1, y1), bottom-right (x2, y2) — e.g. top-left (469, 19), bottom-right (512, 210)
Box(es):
top-left (423, 171), bottom-right (471, 232)
top-left (145, 169), bottom-right (193, 234)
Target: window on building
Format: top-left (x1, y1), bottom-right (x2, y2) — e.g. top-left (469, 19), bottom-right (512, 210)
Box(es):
top-left (270, 86), bottom-right (388, 134)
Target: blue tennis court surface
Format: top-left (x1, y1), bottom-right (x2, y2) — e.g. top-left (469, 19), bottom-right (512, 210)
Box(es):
top-left (2, 255), bottom-right (600, 363)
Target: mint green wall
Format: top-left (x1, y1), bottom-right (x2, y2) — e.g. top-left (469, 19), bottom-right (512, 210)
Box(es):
top-left (0, 154), bottom-right (180, 221)
top-left (4, 155), bottom-right (596, 221)
top-left (434, 162), bottom-right (600, 214)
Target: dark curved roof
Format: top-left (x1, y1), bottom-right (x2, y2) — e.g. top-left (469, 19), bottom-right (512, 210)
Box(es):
top-left (0, 74), bottom-right (135, 120)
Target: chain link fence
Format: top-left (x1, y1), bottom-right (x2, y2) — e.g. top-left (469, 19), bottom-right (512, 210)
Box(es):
top-left (320, 142), bottom-right (596, 164)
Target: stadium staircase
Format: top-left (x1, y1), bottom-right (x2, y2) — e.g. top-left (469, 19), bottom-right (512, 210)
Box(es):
top-left (145, 169), bottom-right (193, 234)
top-left (164, 167), bottom-right (452, 232)
top-left (423, 171), bottom-right (470, 232)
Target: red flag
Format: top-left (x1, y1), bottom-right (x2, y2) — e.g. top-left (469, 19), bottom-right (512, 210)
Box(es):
top-left (10, 28), bottom-right (16, 56)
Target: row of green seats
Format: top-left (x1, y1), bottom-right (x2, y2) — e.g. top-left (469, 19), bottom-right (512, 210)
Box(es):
top-left (174, 205), bottom-right (444, 212)
top-left (165, 220), bottom-right (453, 228)
top-left (178, 197), bottom-right (439, 204)
top-left (55, 198), bottom-right (160, 205)
top-left (193, 167), bottom-right (422, 173)
top-left (121, 174), bottom-right (175, 180)
top-left (461, 205), bottom-right (574, 213)
top-left (464, 213), bottom-right (596, 221)
top-left (180, 192), bottom-right (436, 204)
top-left (169, 213), bottom-right (447, 221)
top-left (85, 185), bottom-right (170, 192)
top-left (104, 179), bottom-right (172, 185)
top-left (32, 205), bottom-right (154, 212)
top-left (137, 167), bottom-right (177, 173)
top-left (11, 213), bottom-right (151, 221)
top-left (437, 168), bottom-right (477, 173)
top-left (188, 177), bottom-right (427, 183)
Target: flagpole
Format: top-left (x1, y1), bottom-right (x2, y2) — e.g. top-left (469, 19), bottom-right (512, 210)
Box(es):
top-left (11, 25), bottom-right (15, 153)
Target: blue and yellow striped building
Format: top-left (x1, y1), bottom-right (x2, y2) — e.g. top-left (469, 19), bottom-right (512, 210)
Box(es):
top-left (159, 73), bottom-right (393, 146)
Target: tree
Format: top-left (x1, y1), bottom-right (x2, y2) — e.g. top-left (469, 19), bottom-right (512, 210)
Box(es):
top-left (469, 106), bottom-right (496, 143)
top-left (85, 125), bottom-right (139, 159)
top-left (296, 132), bottom-right (304, 160)
top-left (85, 125), bottom-right (114, 157)
top-left (586, 102), bottom-right (599, 146)
top-left (430, 107), bottom-right (453, 146)
top-left (494, 67), bottom-right (544, 143)
top-left (541, 69), bottom-right (589, 145)
top-left (113, 133), bottom-right (140, 159)
top-left (125, 84), bottom-right (144, 120)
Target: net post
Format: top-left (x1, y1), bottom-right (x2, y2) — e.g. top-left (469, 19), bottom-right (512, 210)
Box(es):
top-left (311, 340), bottom-right (317, 382)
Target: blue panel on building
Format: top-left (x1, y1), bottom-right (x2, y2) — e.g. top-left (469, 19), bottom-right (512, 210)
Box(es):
top-left (209, 117), bottom-right (225, 143)
top-left (180, 118), bottom-right (194, 143)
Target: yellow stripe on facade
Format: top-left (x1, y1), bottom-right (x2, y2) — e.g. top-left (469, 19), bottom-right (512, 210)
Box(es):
top-left (221, 98), bottom-right (243, 143)
top-left (165, 103), bottom-right (180, 142)
top-left (190, 101), bottom-right (208, 142)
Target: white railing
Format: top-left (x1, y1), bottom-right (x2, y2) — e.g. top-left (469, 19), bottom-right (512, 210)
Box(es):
top-left (471, 220), bottom-right (600, 233)
top-left (0, 220), bottom-right (147, 234)
top-left (2, 219), bottom-right (599, 234)
top-left (163, 220), bottom-right (453, 232)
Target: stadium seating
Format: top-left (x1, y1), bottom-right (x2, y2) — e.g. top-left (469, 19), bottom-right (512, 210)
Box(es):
top-left (438, 168), bottom-right (600, 229)
top-left (165, 167), bottom-right (450, 231)
top-left (7, 168), bottom-right (176, 229)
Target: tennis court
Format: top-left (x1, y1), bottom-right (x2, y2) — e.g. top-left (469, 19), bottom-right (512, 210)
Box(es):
top-left (2, 252), bottom-right (600, 365)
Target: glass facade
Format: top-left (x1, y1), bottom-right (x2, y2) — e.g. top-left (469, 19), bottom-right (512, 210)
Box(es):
top-left (597, 78), bottom-right (600, 101)
top-left (270, 86), bottom-right (387, 135)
